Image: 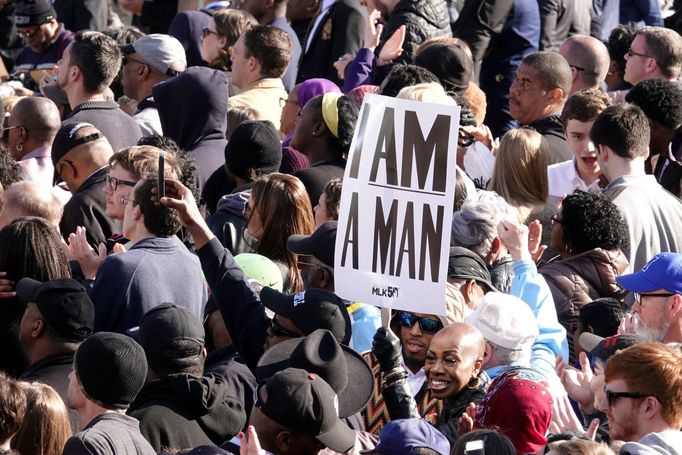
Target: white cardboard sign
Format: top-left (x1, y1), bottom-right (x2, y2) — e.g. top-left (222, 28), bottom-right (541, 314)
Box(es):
top-left (334, 94), bottom-right (460, 316)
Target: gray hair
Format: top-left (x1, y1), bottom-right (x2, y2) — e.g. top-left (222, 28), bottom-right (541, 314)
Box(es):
top-left (450, 190), bottom-right (517, 257)
top-left (489, 341), bottom-right (530, 365)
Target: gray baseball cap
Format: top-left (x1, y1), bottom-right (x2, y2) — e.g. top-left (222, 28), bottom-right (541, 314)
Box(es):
top-left (121, 34), bottom-right (187, 76)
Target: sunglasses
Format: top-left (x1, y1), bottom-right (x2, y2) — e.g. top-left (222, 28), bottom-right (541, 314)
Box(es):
top-left (604, 385), bottom-right (646, 407)
top-left (269, 317), bottom-right (301, 338)
top-left (458, 129), bottom-right (475, 148)
top-left (399, 312), bottom-right (442, 334)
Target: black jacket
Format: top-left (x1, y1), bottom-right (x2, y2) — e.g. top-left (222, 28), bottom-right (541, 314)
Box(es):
top-left (293, 158), bottom-right (346, 209)
top-left (65, 101), bottom-right (142, 155)
top-left (204, 345), bottom-right (257, 425)
top-left (296, 0), bottom-right (366, 86)
top-left (154, 67), bottom-right (228, 194)
top-left (21, 354), bottom-right (80, 432)
top-left (377, 0), bottom-right (451, 64)
top-left (53, 0), bottom-right (108, 33)
top-left (59, 167), bottom-right (116, 246)
top-left (127, 373), bottom-right (246, 451)
top-left (528, 113), bottom-right (573, 164)
top-left (538, 0), bottom-right (574, 51)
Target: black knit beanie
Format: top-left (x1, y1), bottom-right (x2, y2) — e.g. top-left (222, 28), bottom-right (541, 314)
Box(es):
top-left (414, 44), bottom-right (473, 93)
top-left (15, 0), bottom-right (57, 26)
top-left (224, 120), bottom-right (282, 181)
top-left (74, 332), bottom-right (148, 409)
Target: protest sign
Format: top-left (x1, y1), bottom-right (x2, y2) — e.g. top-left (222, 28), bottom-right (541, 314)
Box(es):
top-left (334, 94), bottom-right (460, 316)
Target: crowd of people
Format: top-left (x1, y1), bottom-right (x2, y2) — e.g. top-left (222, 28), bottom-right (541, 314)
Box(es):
top-left (0, 0), bottom-right (682, 454)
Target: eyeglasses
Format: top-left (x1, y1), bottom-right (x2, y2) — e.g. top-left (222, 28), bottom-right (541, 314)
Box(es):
top-left (458, 129), bottom-right (475, 148)
top-left (550, 215), bottom-right (562, 226)
top-left (569, 64), bottom-right (586, 72)
top-left (269, 317), bottom-right (301, 338)
top-left (122, 55), bottom-right (147, 67)
top-left (120, 195), bottom-right (139, 206)
top-left (2, 125), bottom-right (20, 132)
top-left (633, 292), bottom-right (675, 304)
top-left (399, 312), bottom-right (442, 334)
top-left (202, 27), bottom-right (222, 38)
top-left (626, 48), bottom-right (655, 60)
top-left (107, 174), bottom-right (137, 191)
top-left (604, 385), bottom-right (647, 407)
top-left (17, 25), bottom-right (44, 39)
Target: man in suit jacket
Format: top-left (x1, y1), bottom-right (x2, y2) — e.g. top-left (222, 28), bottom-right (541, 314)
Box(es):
top-left (295, 0), bottom-right (366, 85)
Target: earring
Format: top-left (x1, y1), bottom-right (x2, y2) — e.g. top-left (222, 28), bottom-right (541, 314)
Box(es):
top-left (466, 376), bottom-right (480, 389)
top-left (16, 143), bottom-right (22, 152)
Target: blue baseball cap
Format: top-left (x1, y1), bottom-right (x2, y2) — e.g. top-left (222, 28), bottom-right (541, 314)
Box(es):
top-left (363, 419), bottom-right (450, 455)
top-left (616, 252), bottom-right (682, 294)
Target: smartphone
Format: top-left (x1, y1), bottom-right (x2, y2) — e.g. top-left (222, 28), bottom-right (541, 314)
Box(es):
top-left (464, 440), bottom-right (484, 455)
top-left (158, 155), bottom-right (165, 199)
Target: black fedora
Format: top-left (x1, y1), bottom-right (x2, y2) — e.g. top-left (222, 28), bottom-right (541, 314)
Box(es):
top-left (256, 329), bottom-right (373, 418)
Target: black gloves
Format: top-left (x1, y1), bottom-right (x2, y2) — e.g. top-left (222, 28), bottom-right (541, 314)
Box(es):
top-left (372, 326), bottom-right (402, 371)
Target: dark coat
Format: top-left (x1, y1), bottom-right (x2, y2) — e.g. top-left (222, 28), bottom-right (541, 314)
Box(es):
top-left (136, 0), bottom-right (179, 34)
top-left (270, 16), bottom-right (301, 92)
top-left (204, 345), bottom-right (258, 425)
top-left (65, 101), bottom-right (142, 156)
top-left (59, 167), bottom-right (116, 246)
top-left (52, 0), bottom-right (108, 33)
top-left (296, 0), bottom-right (366, 86)
top-left (538, 0), bottom-right (574, 51)
top-left (127, 373), bottom-right (246, 451)
top-left (453, 0), bottom-right (540, 138)
top-left (206, 189), bottom-right (251, 255)
top-left (377, 0), bottom-right (451, 64)
top-left (293, 158), bottom-right (346, 209)
top-left (528, 114), bottom-right (573, 164)
top-left (20, 354), bottom-right (80, 431)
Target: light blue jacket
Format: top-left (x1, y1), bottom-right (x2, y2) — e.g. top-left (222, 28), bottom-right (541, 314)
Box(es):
top-left (486, 259), bottom-right (568, 389)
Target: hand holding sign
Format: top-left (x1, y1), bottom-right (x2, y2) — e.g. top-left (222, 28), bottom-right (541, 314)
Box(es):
top-left (372, 326), bottom-right (402, 371)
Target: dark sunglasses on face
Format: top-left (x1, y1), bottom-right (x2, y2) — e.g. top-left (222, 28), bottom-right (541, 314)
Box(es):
top-left (458, 129), bottom-right (475, 148)
top-left (269, 317), bottom-right (300, 338)
top-left (399, 311), bottom-right (442, 334)
top-left (603, 385), bottom-right (647, 407)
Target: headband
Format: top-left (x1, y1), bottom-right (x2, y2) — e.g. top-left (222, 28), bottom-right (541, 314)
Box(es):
top-left (321, 93), bottom-right (342, 139)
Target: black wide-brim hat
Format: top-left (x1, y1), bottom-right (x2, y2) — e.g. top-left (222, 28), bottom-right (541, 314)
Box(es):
top-left (256, 329), bottom-right (374, 418)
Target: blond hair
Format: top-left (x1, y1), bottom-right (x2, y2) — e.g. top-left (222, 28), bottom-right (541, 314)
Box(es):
top-left (397, 82), bottom-right (457, 105)
top-left (487, 128), bottom-right (548, 218)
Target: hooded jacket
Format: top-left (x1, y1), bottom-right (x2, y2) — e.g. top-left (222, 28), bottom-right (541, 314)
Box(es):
top-left (127, 372), bottom-right (246, 451)
top-left (620, 431), bottom-right (682, 455)
top-left (154, 67), bottom-right (229, 193)
top-left (377, 0), bottom-right (451, 64)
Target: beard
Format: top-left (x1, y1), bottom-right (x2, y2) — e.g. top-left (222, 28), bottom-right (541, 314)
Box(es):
top-left (608, 405), bottom-right (642, 442)
top-left (633, 313), bottom-right (669, 342)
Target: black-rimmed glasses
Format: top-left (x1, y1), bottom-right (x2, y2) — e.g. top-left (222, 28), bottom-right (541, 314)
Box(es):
top-left (604, 385), bottom-right (647, 407)
top-left (107, 175), bottom-right (137, 191)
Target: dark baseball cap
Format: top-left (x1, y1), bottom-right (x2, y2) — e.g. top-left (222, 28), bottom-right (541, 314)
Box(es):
top-left (15, 0), bottom-right (56, 27)
top-left (256, 368), bottom-right (356, 453)
top-left (579, 333), bottom-right (647, 363)
top-left (51, 122), bottom-right (104, 183)
top-left (287, 221), bottom-right (337, 268)
top-left (447, 246), bottom-right (495, 291)
top-left (17, 277), bottom-right (94, 342)
top-left (256, 329), bottom-right (373, 418)
top-left (135, 304), bottom-right (205, 358)
top-left (261, 287), bottom-right (351, 345)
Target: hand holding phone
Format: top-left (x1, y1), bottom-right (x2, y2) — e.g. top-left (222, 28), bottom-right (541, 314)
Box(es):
top-left (158, 155), bottom-right (165, 200)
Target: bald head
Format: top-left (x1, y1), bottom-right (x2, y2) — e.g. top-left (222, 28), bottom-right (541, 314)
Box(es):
top-left (0, 181), bottom-right (63, 229)
top-left (560, 35), bottom-right (611, 93)
top-left (11, 97), bottom-right (61, 144)
top-left (433, 322), bottom-right (486, 358)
